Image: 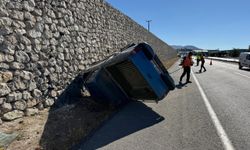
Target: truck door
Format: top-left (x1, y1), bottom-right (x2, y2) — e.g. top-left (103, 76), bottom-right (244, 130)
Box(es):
top-left (246, 54), bottom-right (250, 67)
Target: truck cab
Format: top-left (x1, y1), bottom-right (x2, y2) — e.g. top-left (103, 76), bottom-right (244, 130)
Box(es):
top-left (82, 43), bottom-right (175, 107)
top-left (239, 52), bottom-right (250, 69)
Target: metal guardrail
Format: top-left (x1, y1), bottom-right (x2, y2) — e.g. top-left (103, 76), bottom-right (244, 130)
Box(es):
top-left (207, 57), bottom-right (239, 63)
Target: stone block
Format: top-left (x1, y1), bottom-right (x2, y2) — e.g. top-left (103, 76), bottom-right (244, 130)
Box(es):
top-left (22, 1), bottom-right (35, 12)
top-left (15, 51), bottom-right (30, 63)
top-left (10, 10), bottom-right (24, 20)
top-left (1, 102), bottom-right (12, 113)
top-left (0, 71), bottom-right (13, 83)
top-left (0, 27), bottom-right (13, 35)
top-left (10, 62), bottom-right (25, 69)
top-left (13, 100), bottom-right (27, 111)
top-left (32, 89), bottom-right (42, 98)
top-left (24, 11), bottom-right (36, 22)
top-left (15, 79), bottom-right (26, 90)
top-left (0, 83), bottom-right (10, 96)
top-left (44, 98), bottom-right (54, 108)
top-left (27, 29), bottom-right (42, 38)
top-left (36, 103), bottom-right (44, 110)
top-left (19, 35), bottom-right (31, 45)
top-left (0, 97), bottom-right (5, 105)
top-left (6, 92), bottom-right (22, 102)
top-left (22, 91), bottom-right (32, 100)
top-left (50, 90), bottom-right (57, 98)
top-left (27, 99), bottom-right (37, 108)
top-left (20, 70), bottom-right (34, 80)
top-left (25, 108), bottom-right (38, 116)
top-left (4, 54), bottom-right (14, 62)
top-left (0, 17), bottom-right (13, 26)
top-left (0, 63), bottom-right (9, 69)
top-left (0, 8), bottom-right (9, 17)
top-left (28, 80), bottom-right (37, 91)
top-left (2, 110), bottom-right (24, 121)
top-left (33, 9), bottom-right (42, 16)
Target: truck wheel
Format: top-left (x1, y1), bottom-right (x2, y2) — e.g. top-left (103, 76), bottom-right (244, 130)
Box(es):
top-left (239, 63), bottom-right (242, 69)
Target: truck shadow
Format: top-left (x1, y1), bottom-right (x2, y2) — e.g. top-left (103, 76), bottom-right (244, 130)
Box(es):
top-left (39, 74), bottom-right (113, 150)
top-left (39, 75), bottom-right (164, 150)
top-left (240, 68), bottom-right (250, 72)
top-left (73, 101), bottom-right (164, 150)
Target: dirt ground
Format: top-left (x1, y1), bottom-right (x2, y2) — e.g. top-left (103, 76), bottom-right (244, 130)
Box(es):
top-left (0, 99), bottom-right (113, 150)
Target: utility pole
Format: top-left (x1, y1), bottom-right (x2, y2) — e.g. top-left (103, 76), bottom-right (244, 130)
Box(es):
top-left (146, 20), bottom-right (152, 31)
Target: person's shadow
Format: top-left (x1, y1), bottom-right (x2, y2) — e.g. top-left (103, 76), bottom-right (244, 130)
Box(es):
top-left (175, 82), bottom-right (188, 89)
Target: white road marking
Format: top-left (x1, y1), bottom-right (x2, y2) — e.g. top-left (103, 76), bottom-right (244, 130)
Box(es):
top-left (191, 70), bottom-right (235, 150)
top-left (234, 72), bottom-right (250, 79)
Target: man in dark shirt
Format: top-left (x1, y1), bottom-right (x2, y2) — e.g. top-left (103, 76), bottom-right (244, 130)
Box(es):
top-left (199, 54), bottom-right (206, 73)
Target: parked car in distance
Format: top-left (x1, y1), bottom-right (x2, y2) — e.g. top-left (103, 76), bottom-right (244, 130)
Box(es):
top-left (239, 52), bottom-right (250, 69)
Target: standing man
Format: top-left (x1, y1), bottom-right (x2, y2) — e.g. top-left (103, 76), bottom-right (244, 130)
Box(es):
top-left (199, 53), bottom-right (206, 73)
top-left (196, 54), bottom-right (200, 66)
top-left (179, 52), bottom-right (193, 84)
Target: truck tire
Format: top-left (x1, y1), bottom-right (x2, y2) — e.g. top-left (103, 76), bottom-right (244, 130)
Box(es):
top-left (239, 63), bottom-right (242, 69)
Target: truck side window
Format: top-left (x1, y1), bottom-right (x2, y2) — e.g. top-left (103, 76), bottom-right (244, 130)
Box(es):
top-left (247, 55), bottom-right (250, 60)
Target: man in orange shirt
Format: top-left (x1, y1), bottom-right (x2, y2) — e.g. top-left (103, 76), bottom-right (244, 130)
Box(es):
top-left (179, 52), bottom-right (193, 84)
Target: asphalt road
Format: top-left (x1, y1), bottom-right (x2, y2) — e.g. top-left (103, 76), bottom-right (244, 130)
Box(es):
top-left (76, 60), bottom-right (250, 150)
top-left (193, 60), bottom-right (250, 150)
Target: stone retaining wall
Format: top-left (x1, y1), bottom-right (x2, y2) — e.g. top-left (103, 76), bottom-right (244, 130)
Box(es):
top-left (0, 0), bottom-right (177, 122)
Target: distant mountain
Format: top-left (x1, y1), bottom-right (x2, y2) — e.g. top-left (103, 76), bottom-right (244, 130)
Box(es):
top-left (170, 45), bottom-right (183, 49)
top-left (184, 45), bottom-right (202, 50)
top-left (171, 45), bottom-right (202, 50)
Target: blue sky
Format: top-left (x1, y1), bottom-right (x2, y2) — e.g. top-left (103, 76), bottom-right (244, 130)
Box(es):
top-left (106, 0), bottom-right (250, 50)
